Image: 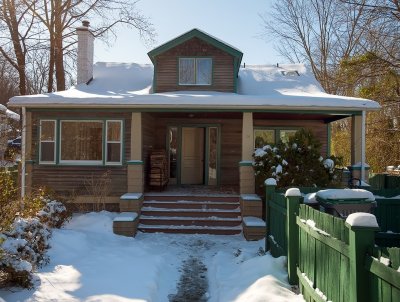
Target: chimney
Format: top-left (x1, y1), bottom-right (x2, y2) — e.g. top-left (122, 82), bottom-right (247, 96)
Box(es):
top-left (76, 20), bottom-right (94, 84)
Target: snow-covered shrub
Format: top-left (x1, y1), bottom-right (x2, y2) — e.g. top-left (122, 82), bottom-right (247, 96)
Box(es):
top-left (0, 217), bottom-right (50, 288)
top-left (37, 199), bottom-right (70, 228)
top-left (253, 129), bottom-right (343, 188)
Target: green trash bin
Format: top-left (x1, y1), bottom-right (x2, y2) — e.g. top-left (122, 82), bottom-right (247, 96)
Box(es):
top-left (316, 189), bottom-right (376, 219)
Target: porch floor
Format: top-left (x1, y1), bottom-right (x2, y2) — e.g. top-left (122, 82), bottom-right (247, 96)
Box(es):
top-left (144, 185), bottom-right (239, 197)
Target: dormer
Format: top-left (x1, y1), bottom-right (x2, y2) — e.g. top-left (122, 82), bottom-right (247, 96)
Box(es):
top-left (148, 29), bottom-right (243, 93)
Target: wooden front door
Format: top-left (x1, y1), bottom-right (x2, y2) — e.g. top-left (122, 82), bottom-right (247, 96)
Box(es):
top-left (181, 127), bottom-right (204, 184)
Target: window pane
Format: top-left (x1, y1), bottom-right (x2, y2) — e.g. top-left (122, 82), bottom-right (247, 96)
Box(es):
top-left (254, 130), bottom-right (275, 148)
top-left (107, 143), bottom-right (121, 162)
top-left (196, 58), bottom-right (212, 85)
top-left (61, 121), bottom-right (103, 161)
top-left (40, 142), bottom-right (54, 162)
top-left (208, 127), bottom-right (218, 185)
top-left (169, 127), bottom-right (178, 178)
top-left (41, 121), bottom-right (55, 141)
top-left (107, 121), bottom-right (121, 141)
top-left (179, 58), bottom-right (195, 84)
top-left (280, 130), bottom-right (297, 144)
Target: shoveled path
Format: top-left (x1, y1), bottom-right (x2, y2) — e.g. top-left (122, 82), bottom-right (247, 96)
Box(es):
top-left (168, 239), bottom-right (215, 302)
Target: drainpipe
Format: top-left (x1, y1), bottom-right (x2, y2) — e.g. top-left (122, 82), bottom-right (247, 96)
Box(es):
top-left (21, 106), bottom-right (26, 203)
top-left (361, 110), bottom-right (366, 182)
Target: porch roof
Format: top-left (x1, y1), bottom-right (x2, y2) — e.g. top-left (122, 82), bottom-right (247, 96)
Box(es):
top-left (9, 62), bottom-right (380, 113)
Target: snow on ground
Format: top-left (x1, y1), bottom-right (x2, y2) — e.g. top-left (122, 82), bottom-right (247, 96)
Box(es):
top-left (0, 212), bottom-right (303, 302)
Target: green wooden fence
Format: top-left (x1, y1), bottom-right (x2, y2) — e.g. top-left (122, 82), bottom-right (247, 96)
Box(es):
top-left (265, 184), bottom-right (400, 302)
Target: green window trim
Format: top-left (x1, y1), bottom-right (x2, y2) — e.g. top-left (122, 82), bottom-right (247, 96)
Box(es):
top-left (38, 118), bottom-right (125, 166)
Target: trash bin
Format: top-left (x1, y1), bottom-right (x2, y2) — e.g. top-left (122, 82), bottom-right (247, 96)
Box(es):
top-left (316, 189), bottom-right (376, 219)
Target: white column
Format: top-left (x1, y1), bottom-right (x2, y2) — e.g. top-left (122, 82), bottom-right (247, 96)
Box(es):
top-left (240, 112), bottom-right (255, 194)
top-left (21, 107), bottom-right (26, 200)
top-left (361, 110), bottom-right (366, 182)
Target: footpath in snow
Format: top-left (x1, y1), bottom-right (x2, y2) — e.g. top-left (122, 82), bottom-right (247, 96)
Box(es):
top-left (0, 211), bottom-right (304, 302)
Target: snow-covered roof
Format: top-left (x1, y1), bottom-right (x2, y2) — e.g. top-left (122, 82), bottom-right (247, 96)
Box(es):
top-left (8, 62), bottom-right (380, 112)
top-left (0, 104), bottom-right (20, 121)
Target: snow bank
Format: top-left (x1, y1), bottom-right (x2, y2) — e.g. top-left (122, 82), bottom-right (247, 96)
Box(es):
top-left (346, 213), bottom-right (379, 228)
top-left (1, 212), bottom-right (304, 302)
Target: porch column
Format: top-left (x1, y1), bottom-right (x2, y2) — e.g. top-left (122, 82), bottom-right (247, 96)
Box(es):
top-left (127, 112), bottom-right (144, 193)
top-left (240, 112), bottom-right (255, 194)
top-left (351, 112), bottom-right (367, 182)
top-left (24, 111), bottom-right (33, 196)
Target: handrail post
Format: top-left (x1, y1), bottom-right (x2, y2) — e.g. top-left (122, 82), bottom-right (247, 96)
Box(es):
top-left (285, 188), bottom-right (301, 285)
top-left (345, 213), bottom-right (379, 302)
top-left (264, 178), bottom-right (277, 252)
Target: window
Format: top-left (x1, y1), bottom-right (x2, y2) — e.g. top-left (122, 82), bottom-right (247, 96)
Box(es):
top-left (106, 121), bottom-right (122, 164)
top-left (60, 121), bottom-right (103, 164)
top-left (280, 130), bottom-right (297, 144)
top-left (179, 58), bottom-right (212, 85)
top-left (254, 129), bottom-right (275, 148)
top-left (254, 128), bottom-right (299, 148)
top-left (39, 120), bottom-right (56, 163)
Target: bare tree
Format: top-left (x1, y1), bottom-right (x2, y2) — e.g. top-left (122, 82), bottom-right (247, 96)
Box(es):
top-left (25, 0), bottom-right (155, 92)
top-left (262, 0), bottom-right (371, 93)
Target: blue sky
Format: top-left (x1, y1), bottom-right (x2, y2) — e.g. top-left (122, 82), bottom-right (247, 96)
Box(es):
top-left (94, 0), bottom-right (280, 65)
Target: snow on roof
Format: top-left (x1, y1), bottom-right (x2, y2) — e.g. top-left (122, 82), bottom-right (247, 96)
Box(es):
top-left (0, 104), bottom-right (19, 121)
top-left (8, 62), bottom-right (380, 111)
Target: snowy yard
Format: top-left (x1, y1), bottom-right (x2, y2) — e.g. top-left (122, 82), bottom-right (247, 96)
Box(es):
top-left (0, 212), bottom-right (303, 302)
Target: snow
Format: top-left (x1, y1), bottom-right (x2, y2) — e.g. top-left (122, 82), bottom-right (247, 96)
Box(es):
top-left (0, 211), bottom-right (304, 302)
top-left (240, 194), bottom-right (261, 201)
top-left (243, 216), bottom-right (266, 227)
top-left (9, 63), bottom-right (380, 112)
top-left (113, 212), bottom-right (138, 222)
top-left (285, 188), bottom-right (301, 197)
top-left (316, 189), bottom-right (375, 201)
top-left (351, 162), bottom-right (370, 168)
top-left (323, 159), bottom-right (334, 170)
top-left (265, 178), bottom-right (277, 186)
top-left (379, 257), bottom-right (391, 266)
top-left (254, 148), bottom-right (267, 157)
top-left (120, 193), bottom-right (143, 200)
top-left (0, 104), bottom-right (19, 120)
top-left (303, 193), bottom-right (318, 204)
top-left (345, 213), bottom-right (379, 228)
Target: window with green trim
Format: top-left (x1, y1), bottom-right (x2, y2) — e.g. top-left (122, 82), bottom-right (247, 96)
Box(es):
top-left (39, 119), bottom-right (123, 165)
top-left (39, 120), bottom-right (56, 164)
top-left (179, 58), bottom-right (212, 85)
top-left (254, 128), bottom-right (299, 148)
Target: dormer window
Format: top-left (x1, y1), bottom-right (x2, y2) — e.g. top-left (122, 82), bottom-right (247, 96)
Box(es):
top-left (179, 58), bottom-right (212, 85)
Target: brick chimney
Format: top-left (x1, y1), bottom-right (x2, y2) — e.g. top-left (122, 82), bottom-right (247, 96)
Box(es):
top-left (76, 20), bottom-right (94, 84)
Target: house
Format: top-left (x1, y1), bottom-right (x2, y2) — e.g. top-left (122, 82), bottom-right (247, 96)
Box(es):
top-left (0, 104), bottom-right (20, 161)
top-left (8, 23), bottom-right (380, 234)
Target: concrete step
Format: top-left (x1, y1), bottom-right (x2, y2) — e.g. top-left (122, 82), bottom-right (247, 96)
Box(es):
top-left (141, 207), bottom-right (241, 219)
top-left (144, 194), bottom-right (239, 203)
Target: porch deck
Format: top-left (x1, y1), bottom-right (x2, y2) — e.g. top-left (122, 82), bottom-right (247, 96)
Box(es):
top-left (144, 185), bottom-right (240, 198)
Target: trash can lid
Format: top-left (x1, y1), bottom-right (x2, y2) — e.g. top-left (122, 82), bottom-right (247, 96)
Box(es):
top-left (316, 189), bottom-right (375, 204)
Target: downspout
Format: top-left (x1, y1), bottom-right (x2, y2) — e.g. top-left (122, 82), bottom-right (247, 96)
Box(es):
top-left (21, 106), bottom-right (26, 204)
top-left (361, 110), bottom-right (366, 182)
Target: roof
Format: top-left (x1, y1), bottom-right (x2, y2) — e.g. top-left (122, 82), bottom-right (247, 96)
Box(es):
top-left (147, 28), bottom-right (243, 77)
top-left (8, 62), bottom-right (380, 113)
top-left (0, 104), bottom-right (20, 121)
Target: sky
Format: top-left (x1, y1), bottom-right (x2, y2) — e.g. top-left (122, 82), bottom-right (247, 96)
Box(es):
top-left (94, 0), bottom-right (281, 65)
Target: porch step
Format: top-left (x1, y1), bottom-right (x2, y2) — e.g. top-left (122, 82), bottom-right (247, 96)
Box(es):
top-left (138, 195), bottom-right (242, 235)
top-left (138, 224), bottom-right (242, 235)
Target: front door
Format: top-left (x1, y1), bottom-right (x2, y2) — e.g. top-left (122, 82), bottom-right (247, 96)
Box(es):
top-left (181, 127), bottom-right (204, 184)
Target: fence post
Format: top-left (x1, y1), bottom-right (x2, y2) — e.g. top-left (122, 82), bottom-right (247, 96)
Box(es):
top-left (345, 213), bottom-right (380, 302)
top-left (285, 188), bottom-right (301, 285)
top-left (264, 178), bottom-right (277, 252)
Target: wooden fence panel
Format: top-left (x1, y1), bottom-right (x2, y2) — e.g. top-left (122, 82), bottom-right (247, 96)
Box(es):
top-left (298, 205), bottom-right (350, 302)
top-left (268, 192), bottom-right (287, 257)
top-left (366, 247), bottom-right (400, 302)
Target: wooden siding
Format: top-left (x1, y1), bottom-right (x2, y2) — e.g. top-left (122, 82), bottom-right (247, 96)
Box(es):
top-left (154, 37), bottom-right (234, 93)
top-left (253, 119), bottom-right (328, 157)
top-left (30, 111), bottom-right (130, 196)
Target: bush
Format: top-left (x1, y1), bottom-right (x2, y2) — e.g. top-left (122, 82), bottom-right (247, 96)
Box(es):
top-left (253, 129), bottom-right (343, 189)
top-left (0, 173), bottom-right (71, 288)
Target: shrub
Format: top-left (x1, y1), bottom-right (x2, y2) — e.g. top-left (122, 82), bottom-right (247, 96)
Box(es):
top-left (253, 129), bottom-right (343, 189)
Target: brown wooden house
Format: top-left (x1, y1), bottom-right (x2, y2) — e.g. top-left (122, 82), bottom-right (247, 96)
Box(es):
top-left (9, 25), bottom-right (380, 234)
